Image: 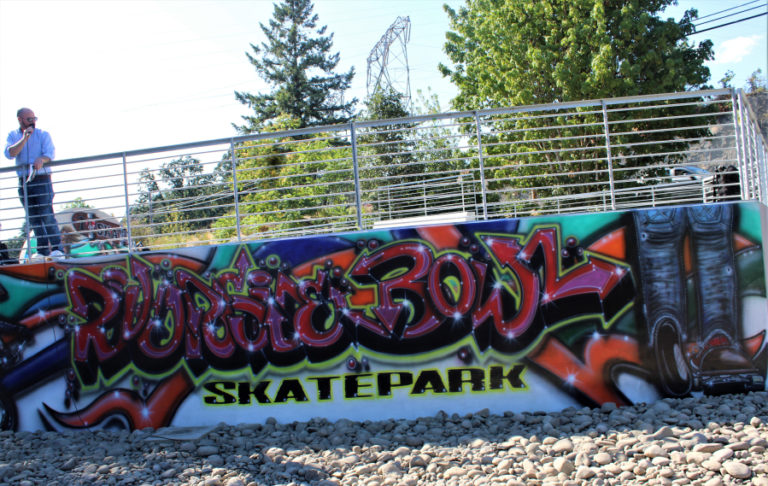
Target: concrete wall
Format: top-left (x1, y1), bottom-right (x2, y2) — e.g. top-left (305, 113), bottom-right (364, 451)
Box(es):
top-left (0, 201), bottom-right (765, 432)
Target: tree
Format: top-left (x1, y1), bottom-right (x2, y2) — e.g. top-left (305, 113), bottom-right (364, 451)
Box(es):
top-left (745, 69), bottom-right (768, 140)
top-left (408, 89), bottom-right (473, 215)
top-left (719, 70), bottom-right (736, 89)
top-left (746, 69), bottom-right (767, 94)
top-left (360, 88), bottom-right (417, 187)
top-left (439, 0), bottom-right (715, 206)
top-left (132, 156), bottom-right (224, 240)
top-left (357, 89), bottom-right (423, 218)
top-left (357, 89), bottom-right (471, 220)
top-left (411, 89), bottom-right (463, 173)
top-left (234, 0), bottom-right (356, 132)
top-left (62, 197), bottom-right (92, 209)
top-left (214, 116), bottom-right (357, 240)
top-left (440, 0), bottom-right (712, 108)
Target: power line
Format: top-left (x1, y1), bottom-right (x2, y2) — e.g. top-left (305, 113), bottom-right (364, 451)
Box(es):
top-left (696, 4), bottom-right (767, 26)
top-left (691, 11), bottom-right (767, 35)
top-left (695, 0), bottom-right (765, 20)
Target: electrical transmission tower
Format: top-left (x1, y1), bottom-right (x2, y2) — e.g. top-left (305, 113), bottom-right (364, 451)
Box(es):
top-left (366, 16), bottom-right (412, 109)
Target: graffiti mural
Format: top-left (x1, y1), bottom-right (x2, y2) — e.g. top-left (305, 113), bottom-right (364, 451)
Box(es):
top-left (0, 201), bottom-right (765, 431)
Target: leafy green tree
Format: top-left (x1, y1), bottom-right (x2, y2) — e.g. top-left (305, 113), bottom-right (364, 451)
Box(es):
top-left (132, 156), bottom-right (224, 239)
top-left (719, 70), bottom-right (736, 89)
top-left (439, 0), bottom-right (715, 206)
top-left (215, 116), bottom-right (356, 240)
top-left (358, 88), bottom-right (421, 218)
top-left (358, 88), bottom-right (472, 219)
top-left (745, 69), bottom-right (768, 140)
top-left (441, 0), bottom-right (712, 108)
top-left (409, 89), bottom-right (475, 214)
top-left (359, 88), bottom-right (417, 190)
top-left (235, 0), bottom-right (356, 132)
top-left (62, 197), bottom-right (93, 209)
top-left (746, 69), bottom-right (767, 94)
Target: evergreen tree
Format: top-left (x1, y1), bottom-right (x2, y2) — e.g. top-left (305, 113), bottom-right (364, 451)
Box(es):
top-left (235, 0), bottom-right (356, 132)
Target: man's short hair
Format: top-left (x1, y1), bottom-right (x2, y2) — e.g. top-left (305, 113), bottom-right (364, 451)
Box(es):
top-left (17, 107), bottom-right (31, 117)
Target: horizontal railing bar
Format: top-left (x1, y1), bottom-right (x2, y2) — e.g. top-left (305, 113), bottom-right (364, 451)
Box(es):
top-left (2, 87), bottom-right (762, 266)
top-left (0, 89), bottom-right (734, 175)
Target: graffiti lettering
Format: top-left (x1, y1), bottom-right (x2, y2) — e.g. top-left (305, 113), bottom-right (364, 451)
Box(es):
top-left (66, 227), bottom-right (633, 386)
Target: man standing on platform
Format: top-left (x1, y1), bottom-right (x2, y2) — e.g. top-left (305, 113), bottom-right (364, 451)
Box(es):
top-left (4, 108), bottom-right (62, 259)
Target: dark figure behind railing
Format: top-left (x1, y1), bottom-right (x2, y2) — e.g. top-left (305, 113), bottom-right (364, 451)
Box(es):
top-left (0, 241), bottom-right (9, 265)
top-left (714, 165), bottom-right (741, 202)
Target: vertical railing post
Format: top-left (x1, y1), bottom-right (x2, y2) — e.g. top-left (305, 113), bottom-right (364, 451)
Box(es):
top-left (755, 145), bottom-right (762, 203)
top-left (148, 190), bottom-right (153, 228)
top-left (762, 146), bottom-right (768, 205)
top-left (738, 90), bottom-right (755, 199)
top-left (387, 187), bottom-right (392, 219)
top-left (731, 89), bottom-right (747, 201)
top-left (22, 175), bottom-right (31, 262)
top-left (757, 133), bottom-right (765, 204)
top-left (740, 89), bottom-right (768, 204)
top-left (473, 112), bottom-right (489, 220)
top-left (747, 109), bottom-right (764, 201)
top-left (121, 152), bottom-right (134, 254)
top-left (749, 93), bottom-right (761, 201)
top-left (760, 140), bottom-right (768, 205)
top-left (350, 122), bottom-right (363, 230)
top-left (229, 140), bottom-right (242, 242)
top-left (601, 100), bottom-right (617, 210)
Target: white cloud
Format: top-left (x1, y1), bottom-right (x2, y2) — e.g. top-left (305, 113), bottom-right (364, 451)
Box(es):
top-left (713, 35), bottom-right (764, 64)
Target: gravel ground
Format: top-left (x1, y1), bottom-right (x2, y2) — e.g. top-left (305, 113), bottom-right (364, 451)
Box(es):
top-left (1, 391), bottom-right (767, 486)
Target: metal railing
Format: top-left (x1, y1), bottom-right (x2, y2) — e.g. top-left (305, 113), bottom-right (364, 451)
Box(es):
top-left (1, 88), bottom-right (766, 263)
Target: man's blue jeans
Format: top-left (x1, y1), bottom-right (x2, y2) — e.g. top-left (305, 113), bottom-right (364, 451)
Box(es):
top-left (18, 173), bottom-right (61, 256)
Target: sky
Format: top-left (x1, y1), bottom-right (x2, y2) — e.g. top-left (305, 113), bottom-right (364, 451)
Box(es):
top-left (0, 0), bottom-right (463, 160)
top-left (1, 0), bottom-right (766, 164)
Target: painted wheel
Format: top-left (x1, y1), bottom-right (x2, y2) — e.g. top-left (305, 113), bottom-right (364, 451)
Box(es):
top-left (653, 319), bottom-right (692, 397)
